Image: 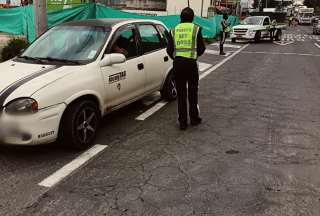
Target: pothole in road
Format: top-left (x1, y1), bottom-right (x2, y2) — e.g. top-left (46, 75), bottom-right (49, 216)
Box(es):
top-left (225, 149), bottom-right (240, 155)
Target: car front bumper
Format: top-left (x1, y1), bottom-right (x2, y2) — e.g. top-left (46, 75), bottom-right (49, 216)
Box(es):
top-left (230, 32), bottom-right (256, 40)
top-left (0, 103), bottom-right (66, 146)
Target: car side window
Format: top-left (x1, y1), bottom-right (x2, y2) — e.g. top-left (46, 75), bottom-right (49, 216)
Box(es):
top-left (138, 24), bottom-right (163, 54)
top-left (263, 18), bottom-right (270, 25)
top-left (156, 24), bottom-right (170, 47)
top-left (108, 28), bottom-right (138, 59)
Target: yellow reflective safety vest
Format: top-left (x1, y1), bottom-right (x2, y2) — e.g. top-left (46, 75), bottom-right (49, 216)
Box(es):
top-left (172, 23), bottom-right (200, 59)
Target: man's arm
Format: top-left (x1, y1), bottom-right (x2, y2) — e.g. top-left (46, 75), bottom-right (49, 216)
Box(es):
top-left (197, 28), bottom-right (206, 57)
top-left (166, 30), bottom-right (175, 59)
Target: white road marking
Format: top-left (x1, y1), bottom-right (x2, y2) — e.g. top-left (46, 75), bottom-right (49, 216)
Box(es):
top-left (135, 101), bottom-right (168, 121)
top-left (205, 49), bottom-right (231, 56)
top-left (38, 144), bottom-right (108, 188)
top-left (200, 44), bottom-right (249, 80)
top-left (210, 43), bottom-right (241, 49)
top-left (135, 44), bottom-right (249, 121)
top-left (241, 51), bottom-right (320, 57)
top-left (198, 62), bottom-right (213, 72)
top-left (315, 43), bottom-right (320, 49)
top-left (273, 41), bottom-right (294, 46)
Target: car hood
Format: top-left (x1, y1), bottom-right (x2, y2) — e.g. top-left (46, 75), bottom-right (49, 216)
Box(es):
top-left (0, 60), bottom-right (73, 106)
top-left (233, 24), bottom-right (260, 29)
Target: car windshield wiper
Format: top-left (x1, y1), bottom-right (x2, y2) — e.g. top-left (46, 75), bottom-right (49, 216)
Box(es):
top-left (39, 57), bottom-right (82, 65)
top-left (18, 55), bottom-right (43, 63)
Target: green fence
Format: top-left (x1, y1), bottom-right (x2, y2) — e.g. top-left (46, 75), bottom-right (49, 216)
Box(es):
top-left (0, 3), bottom-right (239, 42)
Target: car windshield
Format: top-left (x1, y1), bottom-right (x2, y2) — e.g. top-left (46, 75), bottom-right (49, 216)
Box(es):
top-left (303, 13), bottom-right (313, 18)
top-left (20, 25), bottom-right (110, 64)
top-left (242, 17), bottom-right (263, 25)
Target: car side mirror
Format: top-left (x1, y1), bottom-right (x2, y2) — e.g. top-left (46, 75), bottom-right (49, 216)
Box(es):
top-left (100, 53), bottom-right (126, 67)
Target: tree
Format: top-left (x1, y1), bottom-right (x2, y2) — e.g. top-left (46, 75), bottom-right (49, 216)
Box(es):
top-left (304, 0), bottom-right (320, 8)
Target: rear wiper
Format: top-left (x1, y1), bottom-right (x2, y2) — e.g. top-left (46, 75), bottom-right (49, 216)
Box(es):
top-left (39, 57), bottom-right (82, 65)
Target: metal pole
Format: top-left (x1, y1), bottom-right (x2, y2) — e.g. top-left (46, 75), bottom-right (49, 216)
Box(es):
top-left (188, 0), bottom-right (190, 7)
top-left (34, 0), bottom-right (47, 37)
top-left (201, 0), bottom-right (204, 17)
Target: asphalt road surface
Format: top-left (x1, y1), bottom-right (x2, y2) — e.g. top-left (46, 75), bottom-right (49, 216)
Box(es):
top-left (1, 25), bottom-right (320, 216)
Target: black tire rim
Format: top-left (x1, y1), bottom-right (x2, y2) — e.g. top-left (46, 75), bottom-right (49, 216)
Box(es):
top-left (75, 107), bottom-right (98, 145)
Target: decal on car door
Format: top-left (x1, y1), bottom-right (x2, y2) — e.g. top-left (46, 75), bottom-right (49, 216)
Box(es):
top-left (109, 71), bottom-right (126, 84)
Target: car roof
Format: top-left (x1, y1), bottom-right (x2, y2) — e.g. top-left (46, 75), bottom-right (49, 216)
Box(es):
top-left (60, 18), bottom-right (163, 28)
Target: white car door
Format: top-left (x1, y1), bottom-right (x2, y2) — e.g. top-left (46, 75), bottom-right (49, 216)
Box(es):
top-left (100, 25), bottom-right (145, 109)
top-left (262, 17), bottom-right (271, 37)
top-left (137, 24), bottom-right (170, 93)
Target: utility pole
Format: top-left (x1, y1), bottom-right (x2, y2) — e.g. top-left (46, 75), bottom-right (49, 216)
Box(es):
top-left (34, 0), bottom-right (47, 37)
top-left (201, 0), bottom-right (204, 17)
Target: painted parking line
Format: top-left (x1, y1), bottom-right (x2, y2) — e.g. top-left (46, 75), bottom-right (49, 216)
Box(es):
top-left (135, 101), bottom-right (168, 121)
top-left (38, 144), bottom-right (108, 188)
top-left (135, 44), bottom-right (249, 121)
top-left (315, 43), bottom-right (320, 49)
top-left (205, 49), bottom-right (232, 56)
top-left (241, 51), bottom-right (320, 57)
top-left (198, 62), bottom-right (213, 71)
top-left (210, 43), bottom-right (241, 49)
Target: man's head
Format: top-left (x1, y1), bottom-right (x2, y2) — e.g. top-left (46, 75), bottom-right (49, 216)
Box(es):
top-left (223, 13), bottom-right (228, 20)
top-left (181, 7), bottom-right (194, 23)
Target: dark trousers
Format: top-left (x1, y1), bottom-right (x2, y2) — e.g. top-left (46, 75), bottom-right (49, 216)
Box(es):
top-left (220, 31), bottom-right (226, 54)
top-left (173, 57), bottom-right (200, 125)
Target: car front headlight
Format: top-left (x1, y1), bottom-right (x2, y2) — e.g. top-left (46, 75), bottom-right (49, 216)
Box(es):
top-left (248, 30), bottom-right (255, 35)
top-left (5, 98), bottom-right (38, 115)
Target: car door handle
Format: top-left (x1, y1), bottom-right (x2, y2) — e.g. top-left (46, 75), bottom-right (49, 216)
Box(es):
top-left (164, 56), bottom-right (169, 62)
top-left (137, 63), bottom-right (144, 70)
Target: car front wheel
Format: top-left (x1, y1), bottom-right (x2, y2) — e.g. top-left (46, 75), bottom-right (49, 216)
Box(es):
top-left (161, 72), bottom-right (177, 101)
top-left (254, 31), bottom-right (261, 43)
top-left (60, 100), bottom-right (100, 150)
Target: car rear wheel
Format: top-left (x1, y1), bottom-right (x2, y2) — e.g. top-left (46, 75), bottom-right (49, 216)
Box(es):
top-left (161, 72), bottom-right (177, 101)
top-left (60, 100), bottom-right (100, 150)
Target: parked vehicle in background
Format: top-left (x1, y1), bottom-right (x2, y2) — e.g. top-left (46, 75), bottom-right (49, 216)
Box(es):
top-left (297, 8), bottom-right (314, 25)
top-left (313, 19), bottom-right (320, 35)
top-left (0, 19), bottom-right (176, 150)
top-left (230, 16), bottom-right (286, 43)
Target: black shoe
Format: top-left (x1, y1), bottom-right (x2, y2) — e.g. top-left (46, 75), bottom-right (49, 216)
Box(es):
top-left (191, 118), bottom-right (202, 126)
top-left (220, 52), bottom-right (226, 56)
top-left (179, 123), bottom-right (188, 130)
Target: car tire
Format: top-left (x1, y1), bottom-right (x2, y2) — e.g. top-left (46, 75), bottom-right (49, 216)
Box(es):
top-left (275, 30), bottom-right (282, 41)
top-left (254, 31), bottom-right (261, 43)
top-left (60, 100), bottom-right (100, 150)
top-left (161, 72), bottom-right (177, 101)
top-left (231, 38), bottom-right (236, 43)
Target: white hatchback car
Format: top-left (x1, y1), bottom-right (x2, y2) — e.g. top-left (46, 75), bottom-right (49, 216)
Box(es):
top-left (0, 19), bottom-right (176, 149)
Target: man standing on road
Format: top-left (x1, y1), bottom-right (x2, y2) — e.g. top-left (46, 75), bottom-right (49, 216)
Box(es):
top-left (167, 7), bottom-right (206, 130)
top-left (270, 19), bottom-right (277, 41)
top-left (220, 13), bottom-right (229, 55)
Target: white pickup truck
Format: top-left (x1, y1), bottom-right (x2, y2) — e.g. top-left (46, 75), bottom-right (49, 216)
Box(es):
top-left (230, 16), bottom-right (286, 43)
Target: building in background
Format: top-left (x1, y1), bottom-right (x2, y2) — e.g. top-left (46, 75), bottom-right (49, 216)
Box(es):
top-left (103, 0), bottom-right (166, 11)
top-left (100, 0), bottom-right (242, 17)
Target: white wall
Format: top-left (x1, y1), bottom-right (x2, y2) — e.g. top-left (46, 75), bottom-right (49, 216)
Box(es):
top-left (124, 0), bottom-right (212, 17)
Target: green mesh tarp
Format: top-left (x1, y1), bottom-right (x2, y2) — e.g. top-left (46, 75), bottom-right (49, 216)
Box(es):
top-left (0, 3), bottom-right (239, 42)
